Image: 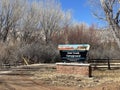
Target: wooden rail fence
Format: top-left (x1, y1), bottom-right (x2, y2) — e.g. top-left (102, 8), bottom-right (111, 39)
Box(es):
top-left (88, 59), bottom-right (120, 69)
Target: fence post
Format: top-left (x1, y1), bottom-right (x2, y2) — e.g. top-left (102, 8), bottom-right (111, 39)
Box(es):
top-left (107, 57), bottom-right (111, 70)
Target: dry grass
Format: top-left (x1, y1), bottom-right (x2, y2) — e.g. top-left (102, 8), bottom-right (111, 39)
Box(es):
top-left (93, 68), bottom-right (120, 82)
top-left (31, 67), bottom-right (120, 88)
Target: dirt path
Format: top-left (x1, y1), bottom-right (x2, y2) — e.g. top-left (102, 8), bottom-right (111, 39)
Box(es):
top-left (81, 83), bottom-right (120, 90)
top-left (0, 75), bottom-right (120, 90)
top-left (0, 75), bottom-right (49, 90)
top-left (0, 75), bottom-right (78, 90)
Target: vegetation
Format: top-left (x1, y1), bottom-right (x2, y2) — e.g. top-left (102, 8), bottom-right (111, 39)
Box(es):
top-left (0, 0), bottom-right (119, 66)
top-left (89, 0), bottom-right (120, 48)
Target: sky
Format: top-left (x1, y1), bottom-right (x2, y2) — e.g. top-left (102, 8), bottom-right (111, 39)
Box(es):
top-left (59, 0), bottom-right (101, 26)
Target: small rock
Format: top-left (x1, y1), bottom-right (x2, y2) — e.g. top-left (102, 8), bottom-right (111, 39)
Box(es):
top-left (94, 79), bottom-right (99, 82)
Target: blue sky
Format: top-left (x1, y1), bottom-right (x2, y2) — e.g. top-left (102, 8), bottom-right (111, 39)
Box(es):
top-left (59, 0), bottom-right (100, 26)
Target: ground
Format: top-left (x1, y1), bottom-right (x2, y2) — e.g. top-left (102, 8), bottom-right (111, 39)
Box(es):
top-left (0, 64), bottom-right (120, 90)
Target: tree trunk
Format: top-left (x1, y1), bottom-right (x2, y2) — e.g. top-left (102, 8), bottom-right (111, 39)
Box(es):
top-left (107, 17), bottom-right (120, 49)
top-left (3, 28), bottom-right (9, 42)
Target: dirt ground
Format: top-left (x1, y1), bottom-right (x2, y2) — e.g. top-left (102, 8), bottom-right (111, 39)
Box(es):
top-left (0, 65), bottom-right (120, 90)
top-left (0, 75), bottom-right (78, 90)
top-left (0, 75), bottom-right (120, 90)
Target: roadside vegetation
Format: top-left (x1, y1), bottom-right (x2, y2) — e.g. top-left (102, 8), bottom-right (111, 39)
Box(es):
top-left (0, 0), bottom-right (119, 66)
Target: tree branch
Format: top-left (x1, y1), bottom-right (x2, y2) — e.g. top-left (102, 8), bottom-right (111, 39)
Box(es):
top-left (93, 12), bottom-right (107, 21)
top-left (114, 9), bottom-right (120, 24)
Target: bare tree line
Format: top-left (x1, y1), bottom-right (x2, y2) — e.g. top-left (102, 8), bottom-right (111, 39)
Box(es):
top-left (0, 0), bottom-right (72, 44)
top-left (0, 0), bottom-right (119, 66)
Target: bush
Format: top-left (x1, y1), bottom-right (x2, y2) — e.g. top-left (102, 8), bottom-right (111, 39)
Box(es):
top-left (88, 41), bottom-right (120, 59)
top-left (0, 43), bottom-right (19, 68)
top-left (14, 42), bottom-right (60, 64)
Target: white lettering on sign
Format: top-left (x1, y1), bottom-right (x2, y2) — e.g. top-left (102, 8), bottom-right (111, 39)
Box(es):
top-left (66, 55), bottom-right (81, 58)
top-left (67, 52), bottom-right (72, 54)
top-left (67, 52), bottom-right (80, 54)
top-left (73, 52), bottom-right (79, 54)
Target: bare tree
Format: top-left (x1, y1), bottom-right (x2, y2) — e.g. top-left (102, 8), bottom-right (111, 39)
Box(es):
top-left (89, 0), bottom-right (120, 48)
top-left (100, 0), bottom-right (120, 48)
top-left (21, 2), bottom-right (41, 43)
top-left (0, 0), bottom-right (26, 42)
top-left (38, 0), bottom-right (72, 44)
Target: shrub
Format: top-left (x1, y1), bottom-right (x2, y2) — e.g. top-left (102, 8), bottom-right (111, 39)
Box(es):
top-left (14, 42), bottom-right (60, 64)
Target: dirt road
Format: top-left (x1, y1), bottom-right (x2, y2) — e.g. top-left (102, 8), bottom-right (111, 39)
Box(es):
top-left (0, 75), bottom-right (79, 90)
top-left (0, 75), bottom-right (120, 90)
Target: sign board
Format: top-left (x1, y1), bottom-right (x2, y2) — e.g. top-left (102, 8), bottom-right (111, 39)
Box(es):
top-left (58, 44), bottom-right (90, 62)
